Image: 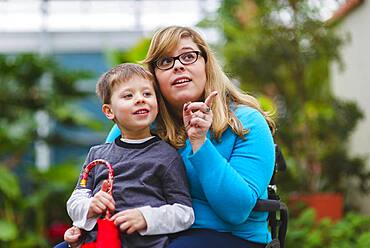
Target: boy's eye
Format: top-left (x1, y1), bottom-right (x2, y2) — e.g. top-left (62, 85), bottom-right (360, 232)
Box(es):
top-left (123, 93), bottom-right (133, 99)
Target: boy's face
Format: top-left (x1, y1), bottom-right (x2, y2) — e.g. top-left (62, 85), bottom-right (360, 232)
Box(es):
top-left (103, 76), bottom-right (158, 139)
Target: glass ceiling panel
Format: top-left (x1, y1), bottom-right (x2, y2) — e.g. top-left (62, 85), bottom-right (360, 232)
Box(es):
top-left (0, 0), bottom-right (221, 32)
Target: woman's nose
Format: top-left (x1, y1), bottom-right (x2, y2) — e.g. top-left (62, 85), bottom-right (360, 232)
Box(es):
top-left (173, 59), bottom-right (185, 71)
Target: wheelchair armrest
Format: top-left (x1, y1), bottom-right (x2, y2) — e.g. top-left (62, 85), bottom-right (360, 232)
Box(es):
top-left (253, 199), bottom-right (289, 248)
top-left (252, 199), bottom-right (281, 212)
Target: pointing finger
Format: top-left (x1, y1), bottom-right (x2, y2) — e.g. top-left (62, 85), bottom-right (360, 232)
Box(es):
top-left (205, 91), bottom-right (218, 107)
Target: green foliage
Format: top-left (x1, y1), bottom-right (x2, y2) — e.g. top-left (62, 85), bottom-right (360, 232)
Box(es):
top-left (0, 162), bottom-right (80, 247)
top-left (0, 166), bottom-right (21, 200)
top-left (0, 220), bottom-right (18, 242)
top-left (287, 209), bottom-right (370, 247)
top-left (0, 53), bottom-right (96, 162)
top-left (211, 0), bottom-right (369, 198)
top-left (0, 53), bottom-right (97, 246)
top-left (0, 167), bottom-right (20, 243)
top-left (106, 38), bottom-right (151, 65)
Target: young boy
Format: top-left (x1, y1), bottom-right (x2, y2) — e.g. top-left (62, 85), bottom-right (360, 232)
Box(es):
top-left (62, 63), bottom-right (194, 248)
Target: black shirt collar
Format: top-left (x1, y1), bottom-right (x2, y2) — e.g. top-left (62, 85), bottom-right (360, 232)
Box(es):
top-left (114, 136), bottom-right (161, 149)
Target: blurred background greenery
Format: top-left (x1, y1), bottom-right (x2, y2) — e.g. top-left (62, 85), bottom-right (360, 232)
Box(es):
top-left (1, 0), bottom-right (370, 247)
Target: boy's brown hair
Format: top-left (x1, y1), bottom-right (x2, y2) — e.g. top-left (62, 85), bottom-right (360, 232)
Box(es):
top-left (96, 63), bottom-right (155, 104)
top-left (96, 63), bottom-right (174, 145)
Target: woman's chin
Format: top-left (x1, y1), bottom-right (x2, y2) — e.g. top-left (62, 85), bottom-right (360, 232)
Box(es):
top-left (174, 92), bottom-right (201, 104)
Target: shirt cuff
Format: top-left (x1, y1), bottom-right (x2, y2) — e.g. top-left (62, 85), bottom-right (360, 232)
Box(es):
top-left (136, 206), bottom-right (153, 235)
top-left (72, 197), bottom-right (99, 231)
top-left (136, 204), bottom-right (194, 236)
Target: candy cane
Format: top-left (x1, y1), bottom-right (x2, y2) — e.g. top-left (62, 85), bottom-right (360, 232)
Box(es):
top-left (79, 159), bottom-right (114, 218)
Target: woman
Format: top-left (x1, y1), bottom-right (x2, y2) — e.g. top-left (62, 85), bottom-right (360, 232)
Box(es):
top-left (106, 26), bottom-right (275, 248)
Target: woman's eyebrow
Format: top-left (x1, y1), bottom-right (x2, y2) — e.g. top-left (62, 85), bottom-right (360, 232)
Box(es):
top-left (179, 46), bottom-right (196, 51)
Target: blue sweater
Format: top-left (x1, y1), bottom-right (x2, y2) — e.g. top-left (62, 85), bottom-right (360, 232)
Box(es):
top-left (106, 106), bottom-right (275, 244)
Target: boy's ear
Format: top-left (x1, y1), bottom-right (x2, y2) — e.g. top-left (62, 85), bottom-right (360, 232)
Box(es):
top-left (102, 104), bottom-right (115, 120)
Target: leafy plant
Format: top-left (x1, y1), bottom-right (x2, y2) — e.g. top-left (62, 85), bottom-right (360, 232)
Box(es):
top-left (0, 53), bottom-right (96, 169)
top-left (106, 38), bottom-right (151, 66)
top-left (0, 162), bottom-right (80, 247)
top-left (0, 53), bottom-right (97, 247)
top-left (0, 166), bottom-right (20, 243)
top-left (287, 208), bottom-right (370, 247)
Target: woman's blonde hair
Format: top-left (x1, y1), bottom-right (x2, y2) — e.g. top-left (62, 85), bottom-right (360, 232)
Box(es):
top-left (143, 26), bottom-right (275, 149)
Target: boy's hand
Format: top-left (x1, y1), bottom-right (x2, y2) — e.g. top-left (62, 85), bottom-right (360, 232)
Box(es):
top-left (64, 226), bottom-right (81, 248)
top-left (87, 180), bottom-right (115, 218)
top-left (111, 209), bottom-right (147, 234)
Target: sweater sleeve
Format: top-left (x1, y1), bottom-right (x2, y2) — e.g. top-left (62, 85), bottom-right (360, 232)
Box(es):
top-left (137, 204), bottom-right (194, 235)
top-left (66, 148), bottom-right (99, 230)
top-left (67, 189), bottom-right (98, 231)
top-left (106, 124), bottom-right (120, 143)
top-left (188, 108), bottom-right (275, 225)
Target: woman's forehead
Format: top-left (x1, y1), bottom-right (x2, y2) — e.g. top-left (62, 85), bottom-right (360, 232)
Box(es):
top-left (164, 37), bottom-right (198, 55)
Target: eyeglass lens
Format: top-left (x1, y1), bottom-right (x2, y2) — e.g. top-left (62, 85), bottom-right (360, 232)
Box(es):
top-left (156, 51), bottom-right (200, 70)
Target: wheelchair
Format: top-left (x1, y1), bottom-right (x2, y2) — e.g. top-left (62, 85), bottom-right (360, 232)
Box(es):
top-left (252, 145), bottom-right (288, 248)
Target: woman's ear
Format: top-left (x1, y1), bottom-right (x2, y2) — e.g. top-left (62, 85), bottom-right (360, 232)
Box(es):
top-left (102, 104), bottom-right (115, 120)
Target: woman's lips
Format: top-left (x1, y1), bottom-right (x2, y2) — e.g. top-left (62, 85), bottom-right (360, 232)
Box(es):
top-left (172, 77), bottom-right (191, 87)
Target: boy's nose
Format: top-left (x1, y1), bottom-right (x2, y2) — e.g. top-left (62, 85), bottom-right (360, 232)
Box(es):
top-left (135, 95), bottom-right (146, 104)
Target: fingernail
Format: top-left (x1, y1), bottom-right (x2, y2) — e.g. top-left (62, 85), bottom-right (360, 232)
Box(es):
top-left (184, 102), bottom-right (191, 111)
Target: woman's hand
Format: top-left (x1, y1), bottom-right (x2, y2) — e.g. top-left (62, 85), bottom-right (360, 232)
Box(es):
top-left (87, 180), bottom-right (115, 218)
top-left (183, 91), bottom-right (218, 153)
top-left (110, 208), bottom-right (147, 234)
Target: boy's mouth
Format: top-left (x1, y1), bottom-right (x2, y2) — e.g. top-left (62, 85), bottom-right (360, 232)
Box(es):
top-left (133, 108), bottom-right (149, 115)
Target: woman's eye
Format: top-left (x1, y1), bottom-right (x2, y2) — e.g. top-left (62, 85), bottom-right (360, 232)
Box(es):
top-left (182, 53), bottom-right (195, 61)
top-left (159, 57), bottom-right (173, 66)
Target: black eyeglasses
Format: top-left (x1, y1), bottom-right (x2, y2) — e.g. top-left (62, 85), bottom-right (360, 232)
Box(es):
top-left (155, 51), bottom-right (202, 70)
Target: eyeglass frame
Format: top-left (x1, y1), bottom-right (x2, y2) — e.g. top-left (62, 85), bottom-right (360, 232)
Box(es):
top-left (154, 51), bottom-right (205, 70)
